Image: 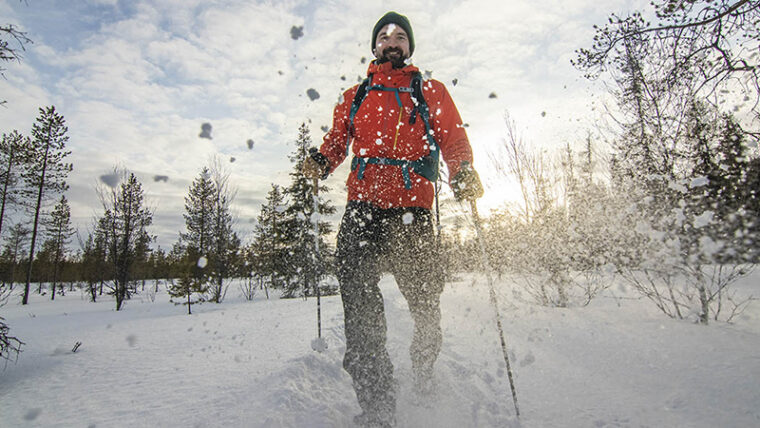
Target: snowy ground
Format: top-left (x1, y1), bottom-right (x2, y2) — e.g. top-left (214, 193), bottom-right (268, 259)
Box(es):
top-left (1, 272), bottom-right (759, 428)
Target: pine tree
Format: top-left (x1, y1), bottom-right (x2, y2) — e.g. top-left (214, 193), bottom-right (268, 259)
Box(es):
top-left (0, 131), bottom-right (28, 238)
top-left (281, 123), bottom-right (335, 298)
top-left (20, 106), bottom-right (72, 305)
top-left (44, 195), bottom-right (73, 300)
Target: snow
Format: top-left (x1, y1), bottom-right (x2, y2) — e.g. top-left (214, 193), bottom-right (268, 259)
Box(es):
top-left (402, 212), bottom-right (414, 225)
top-left (1, 272), bottom-right (759, 427)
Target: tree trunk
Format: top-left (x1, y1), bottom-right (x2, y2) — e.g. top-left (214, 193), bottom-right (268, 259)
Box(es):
top-left (698, 285), bottom-right (709, 325)
top-left (0, 151), bottom-right (14, 238)
top-left (23, 140), bottom-right (51, 305)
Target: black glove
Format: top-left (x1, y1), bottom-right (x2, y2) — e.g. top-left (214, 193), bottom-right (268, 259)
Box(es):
top-left (451, 161), bottom-right (484, 201)
top-left (303, 148), bottom-right (330, 180)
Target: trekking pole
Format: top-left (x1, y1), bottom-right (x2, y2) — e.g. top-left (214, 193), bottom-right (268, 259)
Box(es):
top-left (310, 176), bottom-right (327, 352)
top-left (469, 198), bottom-right (520, 418)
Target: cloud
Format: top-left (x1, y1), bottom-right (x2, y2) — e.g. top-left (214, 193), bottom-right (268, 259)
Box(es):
top-left (0, 0), bottom-right (644, 249)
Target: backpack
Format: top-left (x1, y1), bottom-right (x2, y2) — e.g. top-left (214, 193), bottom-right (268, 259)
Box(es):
top-left (344, 71), bottom-right (440, 189)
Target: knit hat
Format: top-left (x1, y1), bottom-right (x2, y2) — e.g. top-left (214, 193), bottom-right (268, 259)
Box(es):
top-left (372, 11), bottom-right (414, 56)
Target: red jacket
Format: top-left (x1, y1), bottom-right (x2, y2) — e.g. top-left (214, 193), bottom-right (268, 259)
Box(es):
top-left (320, 61), bottom-right (474, 210)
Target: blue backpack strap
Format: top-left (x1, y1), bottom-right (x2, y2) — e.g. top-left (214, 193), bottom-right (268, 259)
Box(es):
top-left (352, 157), bottom-right (414, 189)
top-left (409, 72), bottom-right (440, 181)
top-left (347, 75), bottom-right (372, 156)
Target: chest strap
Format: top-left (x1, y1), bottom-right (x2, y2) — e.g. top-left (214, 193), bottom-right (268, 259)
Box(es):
top-left (351, 154), bottom-right (438, 189)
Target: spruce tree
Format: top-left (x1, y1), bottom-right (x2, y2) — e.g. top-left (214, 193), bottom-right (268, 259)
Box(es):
top-left (21, 106), bottom-right (72, 305)
top-left (0, 223), bottom-right (28, 290)
top-left (252, 184), bottom-right (287, 291)
top-left (167, 254), bottom-right (209, 315)
top-left (207, 162), bottom-right (240, 303)
top-left (181, 167), bottom-right (215, 283)
top-left (45, 195), bottom-right (73, 300)
top-left (281, 123), bottom-right (335, 298)
top-left (99, 171), bottom-right (153, 311)
top-left (78, 232), bottom-right (99, 302)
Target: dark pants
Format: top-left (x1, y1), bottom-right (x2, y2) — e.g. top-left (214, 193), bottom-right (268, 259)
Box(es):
top-left (336, 201), bottom-right (443, 417)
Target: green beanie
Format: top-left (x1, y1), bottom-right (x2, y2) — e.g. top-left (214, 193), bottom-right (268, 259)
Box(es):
top-left (372, 11), bottom-right (414, 56)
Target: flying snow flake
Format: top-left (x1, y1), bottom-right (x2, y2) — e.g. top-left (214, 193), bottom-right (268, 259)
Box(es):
top-left (361, 57), bottom-right (367, 64)
top-left (341, 75), bottom-right (347, 81)
top-left (23, 409), bottom-right (42, 421)
top-left (297, 212), bottom-right (306, 220)
top-left (153, 175), bottom-right (169, 183)
top-left (230, 157), bottom-right (236, 163)
top-left (690, 176), bottom-right (709, 188)
top-left (488, 92), bottom-right (497, 99)
top-left (541, 111), bottom-right (546, 117)
top-left (672, 207), bottom-right (686, 226)
top-left (693, 211), bottom-right (714, 228)
top-left (100, 173), bottom-right (119, 188)
top-left (699, 235), bottom-right (723, 258)
top-left (321, 126), bottom-right (329, 133)
top-left (424, 70), bottom-right (433, 79)
top-left (290, 25), bottom-right (304, 40)
top-left (199, 123), bottom-right (213, 139)
top-left (197, 256), bottom-right (208, 268)
top-left (359, 148), bottom-right (368, 155)
top-left (402, 212), bottom-right (414, 225)
top-left (668, 180), bottom-right (688, 193)
top-left (126, 334), bottom-right (137, 347)
top-left (247, 139), bottom-right (255, 150)
top-left (452, 78), bottom-right (458, 86)
top-left (307, 88), bottom-right (320, 101)
top-left (375, 138), bottom-right (383, 145)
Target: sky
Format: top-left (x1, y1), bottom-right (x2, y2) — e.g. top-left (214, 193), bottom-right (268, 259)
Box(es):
top-left (0, 0), bottom-right (650, 250)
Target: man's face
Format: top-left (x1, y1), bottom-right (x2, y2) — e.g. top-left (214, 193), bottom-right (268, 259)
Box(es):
top-left (374, 23), bottom-right (410, 68)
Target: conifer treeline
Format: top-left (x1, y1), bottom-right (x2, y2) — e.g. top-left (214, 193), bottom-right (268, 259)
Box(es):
top-left (0, 115), bottom-right (336, 310)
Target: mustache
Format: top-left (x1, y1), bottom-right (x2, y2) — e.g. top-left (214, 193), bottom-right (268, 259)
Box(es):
top-left (382, 47), bottom-right (403, 56)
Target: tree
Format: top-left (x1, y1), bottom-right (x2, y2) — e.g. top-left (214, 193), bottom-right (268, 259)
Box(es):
top-left (281, 123), bottom-right (335, 298)
top-left (575, 0), bottom-right (760, 131)
top-left (607, 101), bottom-right (756, 324)
top-left (0, 222), bottom-right (28, 290)
top-left (77, 232), bottom-right (100, 303)
top-left (251, 184), bottom-right (287, 292)
top-left (167, 254), bottom-right (209, 315)
top-left (180, 167), bottom-right (215, 289)
top-left (0, 131), bottom-right (28, 238)
top-left (98, 171), bottom-right (153, 311)
top-left (20, 106), bottom-right (72, 305)
top-left (489, 116), bottom-right (613, 307)
top-left (1, 4), bottom-right (33, 106)
top-left (44, 195), bottom-right (73, 300)
top-left (0, 315), bottom-right (23, 364)
top-left (207, 160), bottom-right (241, 303)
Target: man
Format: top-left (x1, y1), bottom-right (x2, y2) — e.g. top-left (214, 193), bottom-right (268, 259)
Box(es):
top-left (303, 11), bottom-right (483, 427)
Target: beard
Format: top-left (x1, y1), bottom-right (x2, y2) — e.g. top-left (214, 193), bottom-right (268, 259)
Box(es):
top-left (378, 47), bottom-right (408, 69)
